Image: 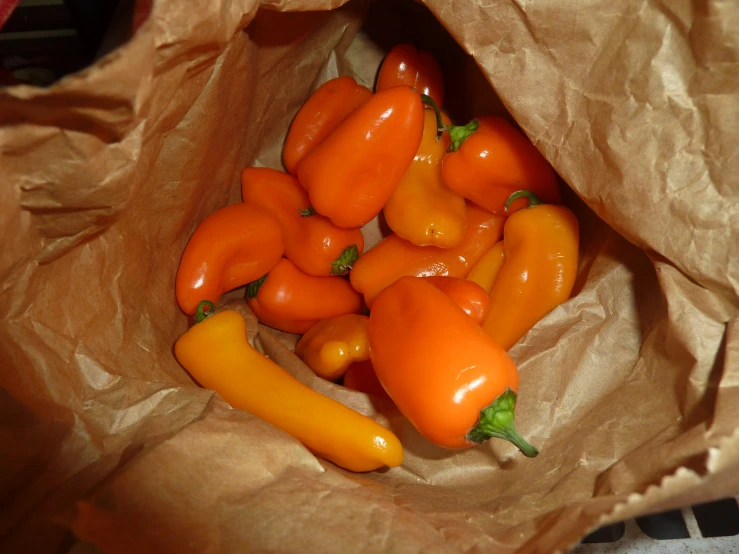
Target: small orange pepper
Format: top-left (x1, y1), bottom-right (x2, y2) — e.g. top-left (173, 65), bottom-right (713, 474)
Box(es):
top-left (343, 360), bottom-right (389, 400)
top-left (369, 277), bottom-right (538, 456)
top-left (466, 240), bottom-right (506, 294)
top-left (383, 107), bottom-right (467, 248)
top-left (483, 191), bottom-right (579, 350)
top-left (297, 86), bottom-right (424, 228)
top-left (241, 167), bottom-right (364, 276)
top-left (283, 76), bottom-right (372, 175)
top-left (295, 314), bottom-right (369, 381)
top-left (376, 43), bottom-right (445, 106)
top-left (421, 276), bottom-right (490, 325)
top-left (175, 203), bottom-right (284, 315)
top-left (423, 98), bottom-right (560, 216)
top-left (350, 202), bottom-right (504, 307)
top-left (175, 307), bottom-right (403, 472)
top-left (246, 258), bottom-right (363, 334)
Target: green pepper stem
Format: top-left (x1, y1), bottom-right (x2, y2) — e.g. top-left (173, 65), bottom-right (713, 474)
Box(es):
top-left (505, 190), bottom-right (542, 212)
top-left (246, 275), bottom-right (267, 299)
top-left (446, 119), bottom-right (479, 152)
top-left (194, 300), bottom-right (216, 323)
top-left (420, 94), bottom-right (444, 140)
top-left (299, 206), bottom-right (317, 217)
top-left (466, 388), bottom-right (539, 458)
top-left (419, 94), bottom-right (479, 150)
top-left (331, 244), bottom-right (359, 275)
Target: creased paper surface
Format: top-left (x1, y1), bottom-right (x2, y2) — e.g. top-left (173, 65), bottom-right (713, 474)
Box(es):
top-left (1, 0), bottom-right (737, 553)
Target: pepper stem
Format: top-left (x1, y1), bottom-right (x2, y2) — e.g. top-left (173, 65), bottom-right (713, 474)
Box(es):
top-left (299, 206), bottom-right (317, 217)
top-left (419, 94), bottom-right (479, 150)
top-left (246, 275), bottom-right (267, 299)
top-left (466, 388), bottom-right (539, 458)
top-left (420, 94), bottom-right (444, 140)
top-left (446, 119), bottom-right (479, 152)
top-left (194, 300), bottom-right (215, 323)
top-left (505, 190), bottom-right (542, 212)
top-left (331, 244), bottom-right (359, 275)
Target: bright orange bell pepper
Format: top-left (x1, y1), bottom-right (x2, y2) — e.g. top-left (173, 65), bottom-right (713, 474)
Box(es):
top-left (343, 360), bottom-right (389, 400)
top-left (466, 240), bottom-right (506, 294)
top-left (441, 115), bottom-right (561, 215)
top-left (483, 191), bottom-right (579, 350)
top-left (175, 307), bottom-right (403, 472)
top-left (175, 203), bottom-right (284, 315)
top-left (350, 202), bottom-right (504, 307)
top-left (297, 86), bottom-right (424, 228)
top-left (383, 107), bottom-right (467, 248)
top-left (241, 167), bottom-right (363, 276)
top-left (369, 277), bottom-right (538, 456)
top-left (283, 76), bottom-right (372, 175)
top-left (376, 43), bottom-right (445, 106)
top-left (246, 258), bottom-right (363, 334)
top-left (422, 276), bottom-right (490, 325)
top-left (421, 97), bottom-right (560, 215)
top-left (295, 314), bottom-right (369, 381)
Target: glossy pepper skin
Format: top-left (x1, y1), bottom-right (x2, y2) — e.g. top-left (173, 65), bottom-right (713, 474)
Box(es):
top-left (439, 115), bottom-right (561, 215)
top-left (297, 86), bottom-right (424, 228)
top-left (376, 43), bottom-right (445, 106)
top-left (241, 167), bottom-right (363, 276)
top-left (295, 314), bottom-right (369, 381)
top-left (175, 308), bottom-right (403, 472)
top-left (350, 202), bottom-right (505, 307)
top-left (383, 107), bottom-right (467, 248)
top-left (466, 240), bottom-right (506, 294)
top-left (175, 203), bottom-right (284, 315)
top-left (483, 191), bottom-right (579, 350)
top-left (247, 258), bottom-right (363, 334)
top-left (283, 76), bottom-right (372, 176)
top-left (422, 276), bottom-right (490, 325)
top-left (343, 360), bottom-right (389, 400)
top-left (369, 277), bottom-right (538, 456)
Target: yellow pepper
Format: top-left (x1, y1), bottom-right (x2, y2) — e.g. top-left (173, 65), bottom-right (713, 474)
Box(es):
top-left (295, 314), bottom-right (369, 381)
top-left (174, 303), bottom-right (403, 472)
top-left (466, 240), bottom-right (506, 294)
top-left (382, 107), bottom-right (467, 248)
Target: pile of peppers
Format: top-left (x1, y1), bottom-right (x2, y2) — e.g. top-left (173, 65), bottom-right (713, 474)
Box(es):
top-left (173, 44), bottom-right (580, 473)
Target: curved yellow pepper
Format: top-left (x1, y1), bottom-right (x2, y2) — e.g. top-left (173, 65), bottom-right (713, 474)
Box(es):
top-left (295, 314), bottom-right (369, 381)
top-left (466, 240), bottom-right (506, 294)
top-left (174, 307), bottom-right (403, 472)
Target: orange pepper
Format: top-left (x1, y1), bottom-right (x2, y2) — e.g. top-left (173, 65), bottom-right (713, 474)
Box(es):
top-left (283, 76), bottom-right (372, 175)
top-left (376, 43), bottom-right (445, 106)
top-left (383, 107), bottom-right (467, 248)
top-left (483, 191), bottom-right (579, 350)
top-left (246, 258), bottom-right (363, 334)
top-left (423, 97), bottom-right (560, 215)
top-left (421, 276), bottom-right (490, 325)
top-left (350, 202), bottom-right (504, 307)
top-left (368, 277), bottom-right (538, 456)
top-left (174, 307), bottom-right (403, 472)
top-left (241, 167), bottom-right (364, 276)
top-left (343, 360), bottom-right (389, 400)
top-left (295, 314), bottom-right (369, 381)
top-left (466, 240), bottom-right (506, 294)
top-left (175, 203), bottom-right (284, 315)
top-left (297, 86), bottom-right (424, 228)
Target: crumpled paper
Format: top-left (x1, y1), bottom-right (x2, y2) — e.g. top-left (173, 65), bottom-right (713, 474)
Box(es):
top-left (1, 0), bottom-right (737, 552)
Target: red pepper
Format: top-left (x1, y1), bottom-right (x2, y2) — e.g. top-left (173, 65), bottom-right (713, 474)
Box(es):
top-left (376, 43), bottom-right (445, 106)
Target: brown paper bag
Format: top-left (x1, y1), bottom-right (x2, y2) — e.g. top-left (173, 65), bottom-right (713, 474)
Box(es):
top-left (1, 0), bottom-right (737, 552)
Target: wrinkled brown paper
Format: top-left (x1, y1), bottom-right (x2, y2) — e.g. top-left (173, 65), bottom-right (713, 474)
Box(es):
top-left (1, 0), bottom-right (738, 552)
